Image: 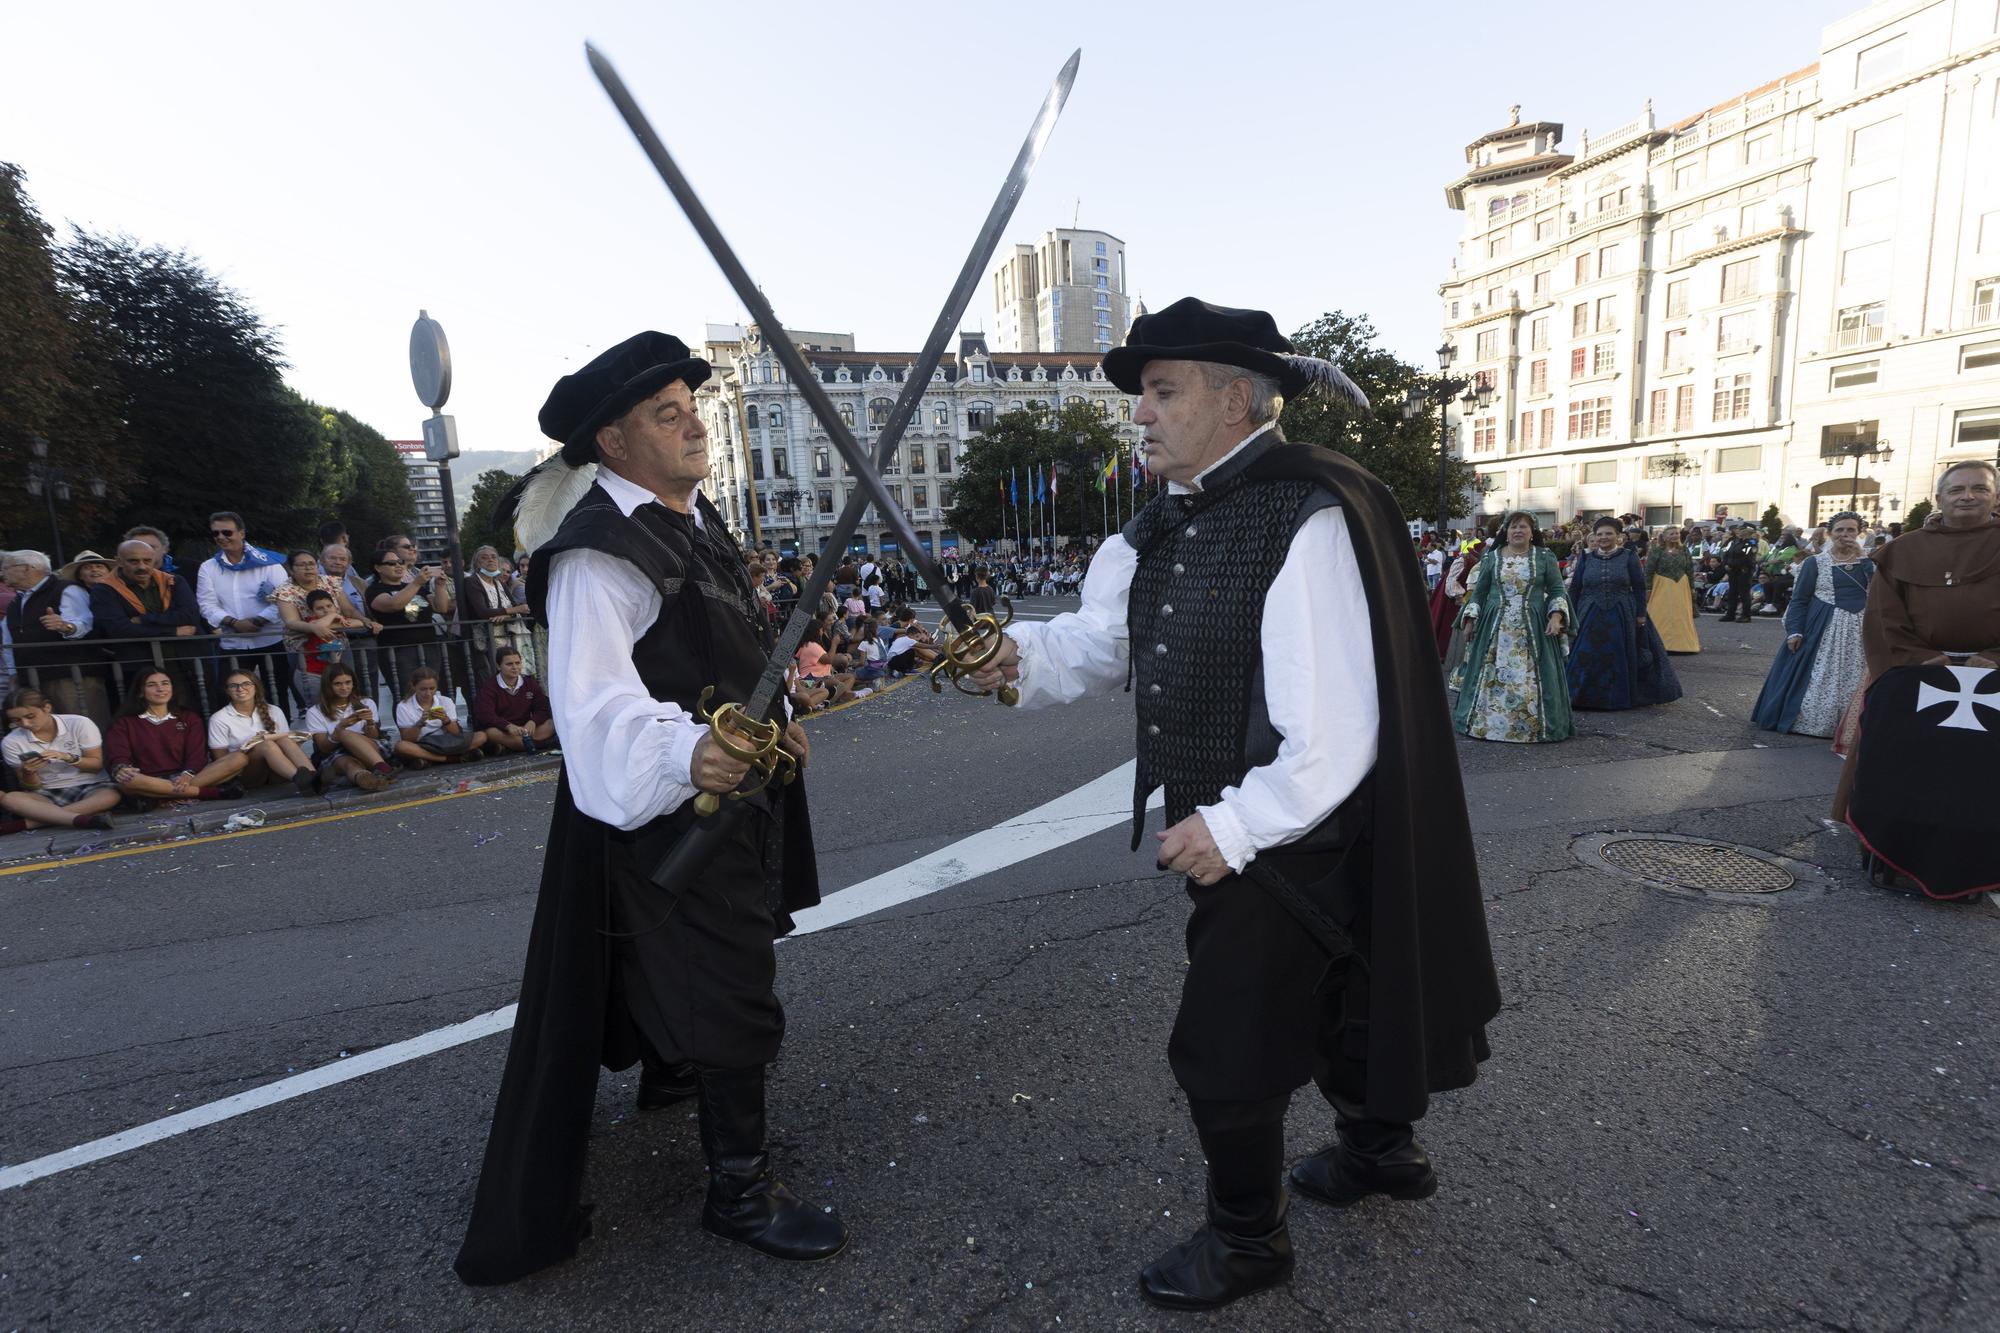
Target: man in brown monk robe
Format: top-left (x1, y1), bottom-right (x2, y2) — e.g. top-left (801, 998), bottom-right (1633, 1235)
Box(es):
top-left (1863, 461), bottom-right (2000, 673)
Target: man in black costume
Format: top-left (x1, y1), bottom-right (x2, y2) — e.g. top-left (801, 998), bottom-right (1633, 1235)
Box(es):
top-left (970, 299), bottom-right (1499, 1311)
top-left (1721, 523), bottom-right (1762, 622)
top-left (454, 332), bottom-right (844, 1285)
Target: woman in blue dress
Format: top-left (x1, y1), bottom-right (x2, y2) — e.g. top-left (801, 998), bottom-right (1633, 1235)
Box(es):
top-left (1751, 511), bottom-right (1874, 737)
top-left (1567, 516), bottom-right (1683, 710)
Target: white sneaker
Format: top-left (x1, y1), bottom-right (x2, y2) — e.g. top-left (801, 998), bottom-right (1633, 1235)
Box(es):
top-left (854, 687), bottom-right (873, 697)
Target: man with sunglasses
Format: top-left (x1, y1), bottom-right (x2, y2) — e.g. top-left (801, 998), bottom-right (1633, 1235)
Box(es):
top-left (194, 511), bottom-right (288, 705)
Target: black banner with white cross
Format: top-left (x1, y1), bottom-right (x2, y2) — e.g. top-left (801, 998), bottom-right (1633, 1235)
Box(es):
top-left (1848, 663), bottom-right (2000, 898)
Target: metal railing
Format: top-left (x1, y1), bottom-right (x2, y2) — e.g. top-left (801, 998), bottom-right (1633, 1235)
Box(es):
top-left (2, 620), bottom-right (549, 731)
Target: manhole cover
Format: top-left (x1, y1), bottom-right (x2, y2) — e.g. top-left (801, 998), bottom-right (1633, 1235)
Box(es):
top-left (1594, 837), bottom-right (1795, 894)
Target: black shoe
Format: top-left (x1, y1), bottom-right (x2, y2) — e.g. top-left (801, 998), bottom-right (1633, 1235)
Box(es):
top-left (637, 1060), bottom-right (696, 1111)
top-left (695, 1065), bottom-right (847, 1262)
top-left (1138, 1107), bottom-right (1292, 1312)
top-left (1290, 1119), bottom-right (1437, 1208)
top-left (292, 767), bottom-right (318, 798)
top-left (79, 813), bottom-right (115, 832)
top-left (215, 780), bottom-right (246, 802)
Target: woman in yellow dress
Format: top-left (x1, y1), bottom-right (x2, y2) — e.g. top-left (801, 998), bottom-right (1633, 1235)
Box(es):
top-left (1646, 525), bottom-right (1701, 654)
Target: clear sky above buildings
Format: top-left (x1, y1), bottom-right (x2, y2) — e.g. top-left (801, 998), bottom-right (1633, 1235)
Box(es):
top-left (6, 0), bottom-right (1860, 454)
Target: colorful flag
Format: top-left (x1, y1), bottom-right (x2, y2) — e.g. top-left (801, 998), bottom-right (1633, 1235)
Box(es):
top-left (1102, 454), bottom-right (1117, 489)
top-left (1050, 462), bottom-right (1059, 499)
top-left (1010, 467), bottom-right (1018, 506)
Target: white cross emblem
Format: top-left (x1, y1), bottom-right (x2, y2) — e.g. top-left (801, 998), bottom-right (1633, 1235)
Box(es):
top-left (1914, 665), bottom-right (2000, 732)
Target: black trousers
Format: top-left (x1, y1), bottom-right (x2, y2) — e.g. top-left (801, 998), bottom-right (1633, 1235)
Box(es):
top-left (606, 807), bottom-right (785, 1071)
top-left (1721, 575), bottom-right (1756, 620)
top-left (1168, 821), bottom-right (1375, 1112)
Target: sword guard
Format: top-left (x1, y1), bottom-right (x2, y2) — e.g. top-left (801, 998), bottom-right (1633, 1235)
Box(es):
top-left (928, 602), bottom-right (1019, 706)
top-left (691, 685), bottom-right (786, 817)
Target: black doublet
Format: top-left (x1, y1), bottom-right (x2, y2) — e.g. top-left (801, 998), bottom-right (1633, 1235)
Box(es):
top-left (456, 484), bottom-right (819, 1287)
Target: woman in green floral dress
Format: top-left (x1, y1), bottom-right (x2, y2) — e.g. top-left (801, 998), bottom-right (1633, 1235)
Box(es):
top-left (1451, 512), bottom-right (1575, 743)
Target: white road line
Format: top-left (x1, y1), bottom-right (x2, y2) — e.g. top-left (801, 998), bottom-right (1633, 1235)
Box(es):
top-left (0, 760), bottom-right (1158, 1193)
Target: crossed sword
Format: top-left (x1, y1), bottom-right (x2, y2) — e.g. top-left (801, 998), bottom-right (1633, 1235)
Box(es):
top-left (582, 44), bottom-right (1080, 902)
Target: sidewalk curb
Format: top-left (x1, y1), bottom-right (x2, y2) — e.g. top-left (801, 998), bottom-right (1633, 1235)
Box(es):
top-left (0, 755), bottom-right (566, 870)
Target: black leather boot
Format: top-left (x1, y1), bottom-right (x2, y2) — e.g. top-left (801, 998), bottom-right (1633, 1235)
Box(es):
top-left (1139, 1102), bottom-right (1292, 1311)
top-left (636, 1056), bottom-right (696, 1111)
top-left (1290, 1097), bottom-right (1437, 1207)
top-left (695, 1065), bottom-right (847, 1261)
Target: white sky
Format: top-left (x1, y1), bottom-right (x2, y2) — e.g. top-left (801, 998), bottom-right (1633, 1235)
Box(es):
top-left (5, 0), bottom-right (1860, 455)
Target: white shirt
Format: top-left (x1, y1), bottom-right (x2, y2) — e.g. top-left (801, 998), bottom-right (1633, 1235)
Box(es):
top-left (196, 555), bottom-right (285, 650)
top-left (395, 694), bottom-right (457, 739)
top-left (888, 633), bottom-right (920, 659)
top-left (543, 467), bottom-right (711, 830)
top-left (2, 714), bottom-right (106, 790)
top-left (1009, 426), bottom-right (1379, 874)
top-left (208, 702), bottom-right (291, 753)
top-left (304, 699), bottom-right (374, 735)
top-left (0, 575), bottom-right (94, 647)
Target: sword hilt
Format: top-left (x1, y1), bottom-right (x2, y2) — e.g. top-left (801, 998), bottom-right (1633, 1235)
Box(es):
top-left (691, 685), bottom-right (789, 817)
top-left (928, 600), bottom-right (1019, 707)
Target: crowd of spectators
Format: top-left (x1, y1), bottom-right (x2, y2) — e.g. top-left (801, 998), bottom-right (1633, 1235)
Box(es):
top-left (0, 511), bottom-right (558, 838)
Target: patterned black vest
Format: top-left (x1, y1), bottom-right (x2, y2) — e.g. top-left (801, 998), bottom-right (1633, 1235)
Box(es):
top-left (5, 577), bottom-right (79, 671)
top-left (528, 485), bottom-right (772, 721)
top-left (1126, 430), bottom-right (1334, 835)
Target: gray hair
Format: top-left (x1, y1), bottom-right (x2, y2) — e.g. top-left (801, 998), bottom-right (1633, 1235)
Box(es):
top-left (1935, 459), bottom-right (1999, 498)
top-left (5, 550), bottom-right (51, 573)
top-left (1826, 511), bottom-right (1864, 531)
top-left (1195, 361), bottom-right (1283, 426)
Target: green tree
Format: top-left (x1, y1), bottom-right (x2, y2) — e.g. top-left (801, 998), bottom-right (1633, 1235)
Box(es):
top-left (946, 401), bottom-right (1121, 546)
top-left (1760, 504), bottom-right (1783, 542)
top-left (1902, 498), bottom-right (1932, 530)
top-left (0, 163), bottom-right (124, 552)
top-left (305, 401), bottom-right (413, 551)
top-left (59, 229), bottom-right (318, 550)
top-left (1281, 311), bottom-right (1477, 526)
top-left (458, 467), bottom-right (522, 558)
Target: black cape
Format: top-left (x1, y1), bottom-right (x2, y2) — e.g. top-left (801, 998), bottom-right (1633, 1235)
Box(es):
top-left (1244, 441), bottom-right (1499, 1122)
top-left (1848, 663), bottom-right (2000, 898)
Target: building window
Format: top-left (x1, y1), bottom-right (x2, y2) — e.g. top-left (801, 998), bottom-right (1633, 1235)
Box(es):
top-left (1572, 304), bottom-right (1589, 337)
top-left (1536, 216), bottom-right (1554, 241)
top-left (1476, 329), bottom-right (1500, 360)
top-left (1573, 254), bottom-right (1590, 284)
top-left (1846, 180), bottom-right (1896, 227)
top-left (1472, 417), bottom-right (1497, 453)
top-left (1595, 296), bottom-right (1618, 331)
top-left (1831, 359), bottom-right (1880, 389)
top-left (933, 405), bottom-right (950, 427)
top-left (755, 492), bottom-right (769, 518)
top-left (1597, 245), bottom-right (1620, 277)
top-left (1855, 33), bottom-right (1907, 87)
top-left (1850, 116), bottom-right (1901, 167)
top-left (967, 403), bottom-right (994, 431)
top-left (1532, 271), bottom-right (1551, 302)
top-left (939, 484), bottom-right (953, 509)
top-left (1118, 399), bottom-right (1132, 422)
top-left (1487, 235), bottom-right (1510, 260)
top-left (912, 485), bottom-right (929, 511)
top-left (1529, 359), bottom-right (1547, 396)
top-left (909, 444), bottom-right (926, 474)
top-left (1663, 327), bottom-right (1687, 369)
top-left (1530, 316), bottom-right (1549, 351)
top-left (1094, 240), bottom-right (1106, 254)
top-left (746, 404), bottom-right (760, 429)
top-left (1961, 340), bottom-right (2000, 371)
top-left (1745, 133), bottom-right (1773, 165)
top-left (1593, 341), bottom-right (1617, 375)
top-left (767, 406), bottom-right (784, 429)
top-left (1820, 421), bottom-right (1881, 458)
top-left (1520, 410), bottom-right (1535, 447)
top-left (1567, 397), bottom-right (1612, 440)
top-left (1669, 225), bottom-right (1693, 261)
top-left (1648, 389), bottom-right (1668, 432)
top-left (1487, 286), bottom-right (1504, 309)
top-left (869, 398), bottom-right (892, 427)
top-left (1954, 409), bottom-right (2000, 448)
top-left (936, 444), bottom-right (953, 473)
top-left (1720, 259), bottom-right (1757, 302)
top-left (1973, 278), bottom-right (1998, 326)
top-left (771, 448), bottom-right (790, 478)
top-left (839, 402), bottom-right (855, 427)
top-left (1717, 310), bottom-right (1757, 350)
top-left (1450, 300), bottom-right (1460, 320)
top-left (1570, 347), bottom-right (1588, 378)
top-left (1716, 445), bottom-right (1762, 473)
top-left (1669, 385), bottom-right (1691, 429)
top-left (750, 449), bottom-right (765, 480)
top-left (813, 446), bottom-right (831, 478)
top-left (1712, 373), bottom-right (1752, 421)
top-left (1526, 466), bottom-right (1557, 488)
top-left (1674, 162), bottom-right (1699, 191)
top-left (1836, 303), bottom-right (1886, 349)
top-left (816, 489), bottom-right (834, 514)
top-left (1581, 460), bottom-right (1618, 484)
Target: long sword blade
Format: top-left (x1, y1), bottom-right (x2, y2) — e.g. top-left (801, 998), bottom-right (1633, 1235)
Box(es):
top-left (732, 48), bottom-right (1078, 723)
top-left (586, 44), bottom-right (1039, 639)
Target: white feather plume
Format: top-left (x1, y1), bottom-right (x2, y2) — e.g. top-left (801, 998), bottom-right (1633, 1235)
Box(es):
top-left (1281, 354), bottom-right (1371, 411)
top-left (507, 457), bottom-right (598, 556)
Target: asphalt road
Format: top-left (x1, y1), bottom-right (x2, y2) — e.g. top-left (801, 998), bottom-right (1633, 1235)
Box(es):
top-left (3, 601), bottom-right (1996, 1331)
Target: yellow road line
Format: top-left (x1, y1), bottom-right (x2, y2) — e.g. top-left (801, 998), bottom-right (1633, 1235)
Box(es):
top-left (0, 774), bottom-right (558, 878)
top-left (0, 673), bottom-right (914, 878)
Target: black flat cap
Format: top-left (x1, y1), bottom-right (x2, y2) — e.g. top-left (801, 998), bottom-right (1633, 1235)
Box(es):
top-left (539, 331), bottom-right (711, 465)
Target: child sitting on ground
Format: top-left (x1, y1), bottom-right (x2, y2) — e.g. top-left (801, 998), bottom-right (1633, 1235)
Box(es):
top-left (393, 667), bottom-right (488, 766)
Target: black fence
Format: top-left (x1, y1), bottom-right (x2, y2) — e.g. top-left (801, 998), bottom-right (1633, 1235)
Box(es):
top-left (4, 621), bottom-right (549, 730)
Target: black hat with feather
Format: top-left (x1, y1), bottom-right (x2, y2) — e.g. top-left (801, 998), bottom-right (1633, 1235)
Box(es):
top-left (1101, 297), bottom-right (1368, 409)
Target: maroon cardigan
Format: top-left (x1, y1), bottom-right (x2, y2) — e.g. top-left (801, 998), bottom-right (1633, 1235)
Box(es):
top-left (472, 674), bottom-right (553, 731)
top-left (105, 711), bottom-right (208, 777)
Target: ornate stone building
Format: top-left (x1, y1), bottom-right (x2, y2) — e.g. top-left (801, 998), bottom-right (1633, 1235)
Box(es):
top-left (696, 323), bottom-right (1143, 555)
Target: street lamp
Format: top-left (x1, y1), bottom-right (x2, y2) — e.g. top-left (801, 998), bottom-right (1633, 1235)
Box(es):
top-left (1825, 420), bottom-right (1893, 516)
top-left (1403, 343), bottom-right (1493, 536)
top-left (1654, 446), bottom-right (1701, 525)
top-left (24, 436), bottom-right (108, 566)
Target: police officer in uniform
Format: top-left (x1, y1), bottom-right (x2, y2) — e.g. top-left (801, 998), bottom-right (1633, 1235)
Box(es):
top-left (455, 332), bottom-right (843, 1285)
top-left (971, 300), bottom-right (1499, 1311)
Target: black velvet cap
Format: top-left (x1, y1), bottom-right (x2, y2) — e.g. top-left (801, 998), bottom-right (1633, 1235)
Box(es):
top-left (1102, 298), bottom-right (1306, 396)
top-left (539, 331), bottom-right (711, 464)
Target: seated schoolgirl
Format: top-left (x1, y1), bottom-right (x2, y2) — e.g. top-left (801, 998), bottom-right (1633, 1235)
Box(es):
top-left (302, 663), bottom-right (392, 791)
top-left (104, 668), bottom-right (247, 806)
top-left (392, 666), bottom-right (487, 766)
top-left (0, 687), bottom-right (120, 833)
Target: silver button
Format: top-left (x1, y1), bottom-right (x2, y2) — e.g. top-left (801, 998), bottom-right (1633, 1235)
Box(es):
top-left (1155, 643), bottom-right (1168, 656)
top-left (1161, 604), bottom-right (1173, 616)
top-left (1172, 562), bottom-right (1186, 575)
top-left (1148, 683), bottom-right (1162, 695)
top-left (1184, 525), bottom-right (1197, 537)
top-left (1146, 724), bottom-right (1161, 736)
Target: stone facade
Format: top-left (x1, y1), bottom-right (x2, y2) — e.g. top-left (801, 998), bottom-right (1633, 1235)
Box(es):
top-left (696, 324), bottom-right (1143, 554)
